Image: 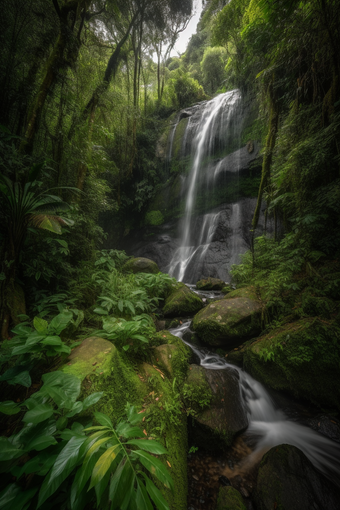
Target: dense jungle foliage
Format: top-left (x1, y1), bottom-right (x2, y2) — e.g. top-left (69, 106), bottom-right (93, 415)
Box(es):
top-left (0, 0), bottom-right (340, 508)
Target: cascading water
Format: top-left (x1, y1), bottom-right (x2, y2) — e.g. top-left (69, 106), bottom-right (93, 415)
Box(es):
top-left (169, 90), bottom-right (244, 283)
top-left (170, 320), bottom-right (340, 486)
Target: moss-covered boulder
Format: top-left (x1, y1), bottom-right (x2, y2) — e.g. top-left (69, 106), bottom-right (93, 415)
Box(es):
top-left (62, 336), bottom-right (115, 380)
top-left (243, 318), bottom-right (340, 409)
top-left (216, 486), bottom-right (247, 510)
top-left (163, 282), bottom-right (203, 317)
top-left (186, 365), bottom-right (248, 451)
top-left (122, 256), bottom-right (159, 274)
top-left (224, 285), bottom-right (258, 301)
top-left (196, 277), bottom-right (225, 291)
top-left (254, 444), bottom-right (340, 510)
top-left (192, 293), bottom-right (262, 348)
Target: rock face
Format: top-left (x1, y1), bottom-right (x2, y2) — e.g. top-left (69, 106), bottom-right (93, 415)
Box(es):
top-left (186, 365), bottom-right (248, 450)
top-left (192, 287), bottom-right (262, 347)
top-left (118, 198), bottom-right (272, 284)
top-left (243, 318), bottom-right (340, 409)
top-left (255, 444), bottom-right (340, 510)
top-left (122, 256), bottom-right (159, 274)
top-left (196, 277), bottom-right (225, 291)
top-left (163, 283), bottom-right (203, 317)
top-left (216, 486), bottom-right (246, 510)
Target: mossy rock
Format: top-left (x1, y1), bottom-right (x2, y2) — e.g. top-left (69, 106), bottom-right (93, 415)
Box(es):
top-left (216, 486), bottom-right (247, 510)
top-left (192, 296), bottom-right (262, 348)
top-left (224, 285), bottom-right (259, 301)
top-left (186, 365), bottom-right (248, 451)
top-left (122, 256), bottom-right (159, 274)
top-left (196, 277), bottom-right (225, 291)
top-left (243, 318), bottom-right (340, 409)
top-left (62, 336), bottom-right (115, 380)
top-left (221, 285), bottom-right (233, 295)
top-left (163, 283), bottom-right (203, 317)
top-left (254, 444), bottom-right (340, 510)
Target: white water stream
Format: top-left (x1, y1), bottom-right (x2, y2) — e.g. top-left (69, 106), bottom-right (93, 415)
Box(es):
top-left (170, 320), bottom-right (340, 486)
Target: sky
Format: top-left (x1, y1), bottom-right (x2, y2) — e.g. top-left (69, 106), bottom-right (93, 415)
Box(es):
top-left (170, 0), bottom-right (204, 57)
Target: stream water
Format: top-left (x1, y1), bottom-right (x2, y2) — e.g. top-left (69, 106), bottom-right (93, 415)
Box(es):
top-left (169, 318), bottom-right (340, 492)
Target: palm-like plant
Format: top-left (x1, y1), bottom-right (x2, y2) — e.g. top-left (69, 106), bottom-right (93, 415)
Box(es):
top-left (0, 163), bottom-right (76, 339)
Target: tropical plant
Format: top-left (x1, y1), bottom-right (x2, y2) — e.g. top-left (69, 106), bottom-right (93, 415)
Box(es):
top-left (0, 396), bottom-right (173, 510)
top-left (0, 158), bottom-right (77, 339)
top-left (95, 314), bottom-right (156, 354)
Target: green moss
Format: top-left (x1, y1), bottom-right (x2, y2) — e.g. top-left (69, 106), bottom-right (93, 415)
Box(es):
top-left (145, 210), bottom-right (164, 226)
top-left (62, 337), bottom-right (115, 381)
top-left (121, 257), bottom-right (159, 274)
top-left (163, 283), bottom-right (203, 317)
top-left (171, 117), bottom-right (189, 160)
top-left (193, 297), bottom-right (262, 347)
top-left (196, 277), bottom-right (225, 290)
top-left (216, 486), bottom-right (247, 510)
top-left (244, 318), bottom-right (340, 409)
top-left (224, 285), bottom-right (259, 301)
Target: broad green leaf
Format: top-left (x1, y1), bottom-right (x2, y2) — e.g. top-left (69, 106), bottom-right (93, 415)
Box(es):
top-left (136, 478), bottom-right (153, 510)
top-left (126, 439), bottom-right (167, 455)
top-left (41, 336), bottom-right (63, 346)
top-left (37, 436), bottom-right (86, 508)
top-left (134, 450), bottom-right (173, 490)
top-left (119, 462), bottom-right (136, 510)
top-left (22, 404), bottom-right (54, 424)
top-left (0, 438), bottom-right (23, 461)
top-left (84, 437), bottom-right (111, 462)
top-left (25, 333), bottom-right (45, 346)
top-left (51, 344), bottom-right (71, 354)
top-left (109, 459), bottom-right (134, 510)
top-left (94, 466), bottom-right (111, 507)
top-left (0, 484), bottom-right (21, 509)
top-left (42, 372), bottom-right (81, 403)
top-left (116, 423), bottom-right (144, 439)
top-left (118, 300), bottom-right (124, 312)
top-left (18, 418), bottom-right (57, 450)
top-left (40, 385), bottom-right (71, 408)
top-left (34, 317), bottom-right (48, 334)
top-left (66, 401), bottom-right (83, 418)
top-left (48, 310), bottom-right (73, 335)
top-left (56, 417), bottom-right (68, 431)
top-left (82, 392), bottom-right (104, 410)
top-left (93, 307), bottom-right (108, 315)
top-left (144, 475), bottom-right (170, 510)
top-left (9, 371), bottom-right (31, 387)
top-left (71, 451), bottom-right (101, 503)
top-left (0, 401), bottom-right (22, 415)
top-left (90, 444), bottom-right (120, 488)
top-left (94, 412), bottom-right (113, 429)
top-left (25, 435), bottom-right (57, 452)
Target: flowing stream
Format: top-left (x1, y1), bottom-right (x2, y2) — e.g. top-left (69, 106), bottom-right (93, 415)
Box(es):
top-left (169, 319), bottom-right (340, 487)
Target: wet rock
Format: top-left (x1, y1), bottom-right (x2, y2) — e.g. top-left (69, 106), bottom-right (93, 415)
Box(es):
top-left (196, 277), bottom-right (225, 291)
top-left (122, 256), bottom-right (159, 274)
top-left (163, 283), bottom-right (203, 317)
top-left (216, 486), bottom-right (247, 510)
top-left (243, 318), bottom-right (340, 410)
top-left (62, 336), bottom-right (115, 380)
top-left (186, 365), bottom-right (248, 450)
top-left (308, 415), bottom-right (340, 443)
top-left (254, 444), bottom-right (340, 510)
top-left (192, 293), bottom-right (262, 348)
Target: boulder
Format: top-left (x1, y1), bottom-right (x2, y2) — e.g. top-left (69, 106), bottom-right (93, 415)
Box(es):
top-left (62, 336), bottom-right (115, 380)
top-left (216, 486), bottom-right (246, 510)
top-left (122, 256), bottom-right (159, 274)
top-left (186, 365), bottom-right (248, 450)
top-left (254, 444), bottom-right (340, 510)
top-left (243, 318), bottom-right (340, 409)
top-left (163, 283), bottom-right (203, 317)
top-left (192, 290), bottom-right (262, 347)
top-left (196, 277), bottom-right (225, 291)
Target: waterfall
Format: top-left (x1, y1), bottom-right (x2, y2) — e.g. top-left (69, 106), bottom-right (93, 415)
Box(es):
top-left (168, 90), bottom-right (244, 283)
top-left (170, 321), bottom-right (340, 485)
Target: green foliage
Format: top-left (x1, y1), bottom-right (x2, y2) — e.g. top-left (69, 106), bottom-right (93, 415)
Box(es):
top-left (168, 70), bottom-right (205, 109)
top-left (145, 210), bottom-right (164, 226)
top-left (95, 315), bottom-right (156, 354)
top-left (0, 383), bottom-right (172, 510)
top-left (200, 46), bottom-right (227, 94)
